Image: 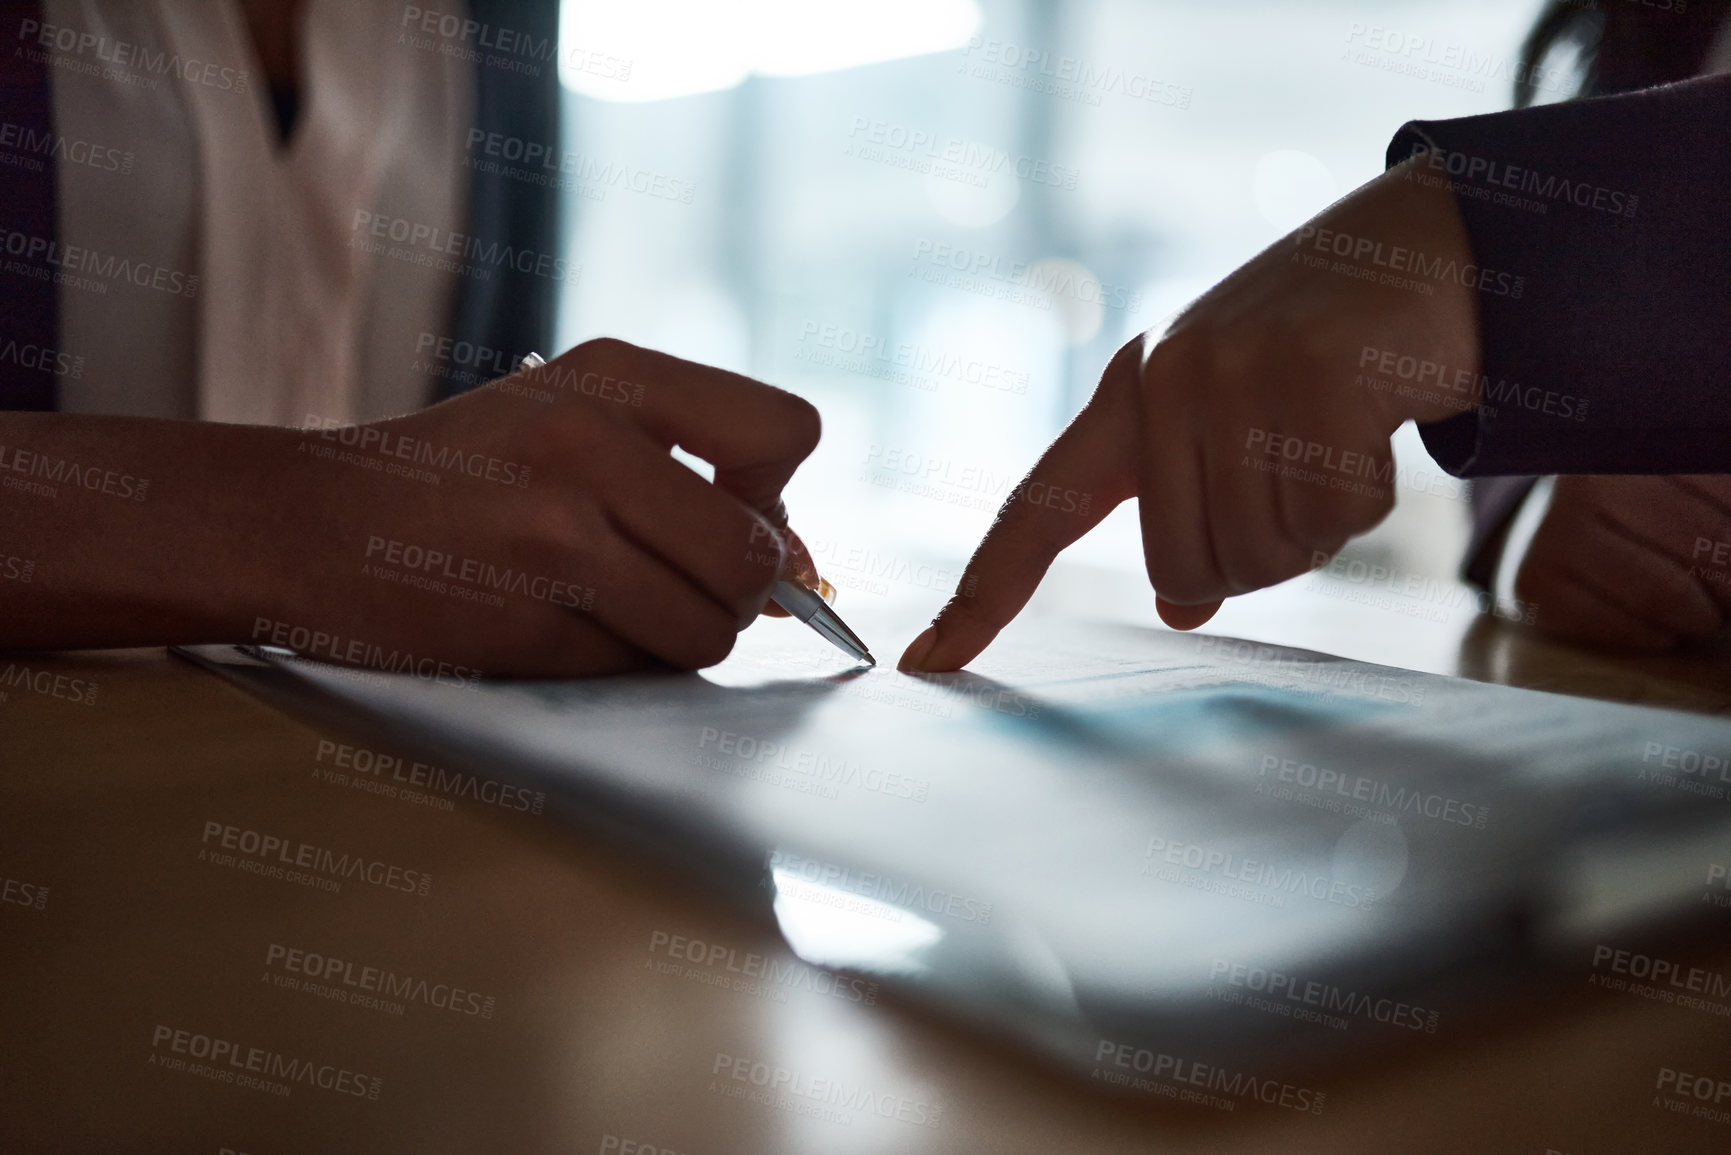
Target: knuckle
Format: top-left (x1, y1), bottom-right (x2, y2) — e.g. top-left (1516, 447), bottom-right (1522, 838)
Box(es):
top-left (1139, 333), bottom-right (1198, 400)
top-left (1097, 336), bottom-right (1146, 397)
top-left (576, 335), bottom-right (638, 366)
top-left (769, 389), bottom-right (822, 454)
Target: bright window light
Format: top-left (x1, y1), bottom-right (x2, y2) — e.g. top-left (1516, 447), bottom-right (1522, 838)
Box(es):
top-left (560, 0), bottom-right (984, 103)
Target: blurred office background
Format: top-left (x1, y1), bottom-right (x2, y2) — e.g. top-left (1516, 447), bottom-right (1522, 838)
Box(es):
top-left (552, 0), bottom-right (1551, 667)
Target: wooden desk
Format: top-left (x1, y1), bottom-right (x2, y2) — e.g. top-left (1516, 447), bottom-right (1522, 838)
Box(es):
top-left (5, 577), bottom-right (1731, 1154)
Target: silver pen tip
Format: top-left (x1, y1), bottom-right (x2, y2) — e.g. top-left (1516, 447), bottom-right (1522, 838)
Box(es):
top-left (770, 580), bottom-right (873, 665)
top-left (807, 604), bottom-right (875, 666)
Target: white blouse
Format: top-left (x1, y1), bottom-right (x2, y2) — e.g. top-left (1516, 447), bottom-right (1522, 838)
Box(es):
top-left (47, 0), bottom-right (472, 425)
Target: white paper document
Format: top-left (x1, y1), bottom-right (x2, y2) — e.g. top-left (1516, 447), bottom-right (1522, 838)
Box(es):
top-left (180, 614), bottom-right (1731, 1080)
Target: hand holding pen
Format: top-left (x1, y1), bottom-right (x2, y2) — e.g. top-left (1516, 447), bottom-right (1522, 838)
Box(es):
top-left (210, 338), bottom-right (842, 678)
top-left (521, 352), bottom-right (873, 667)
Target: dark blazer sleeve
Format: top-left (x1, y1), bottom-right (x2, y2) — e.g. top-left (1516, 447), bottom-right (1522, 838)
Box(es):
top-left (1385, 73), bottom-right (1731, 476)
top-left (0, 0), bottom-right (58, 412)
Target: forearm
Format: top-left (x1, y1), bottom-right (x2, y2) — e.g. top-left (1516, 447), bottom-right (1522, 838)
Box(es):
top-left (0, 413), bottom-right (309, 649)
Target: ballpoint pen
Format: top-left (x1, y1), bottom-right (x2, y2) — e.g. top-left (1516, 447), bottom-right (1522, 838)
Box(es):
top-left (769, 579), bottom-right (875, 667)
top-left (516, 354), bottom-right (875, 667)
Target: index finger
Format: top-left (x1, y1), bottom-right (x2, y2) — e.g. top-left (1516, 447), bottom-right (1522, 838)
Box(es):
top-left (898, 344), bottom-right (1141, 672)
top-left (543, 338), bottom-right (822, 513)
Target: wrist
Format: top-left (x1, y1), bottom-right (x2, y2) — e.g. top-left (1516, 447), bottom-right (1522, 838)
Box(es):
top-left (1327, 153), bottom-right (1484, 428)
top-left (191, 420), bottom-right (325, 643)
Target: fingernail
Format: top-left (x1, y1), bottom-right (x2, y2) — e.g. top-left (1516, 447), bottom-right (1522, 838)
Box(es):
top-left (897, 625), bottom-right (939, 673)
